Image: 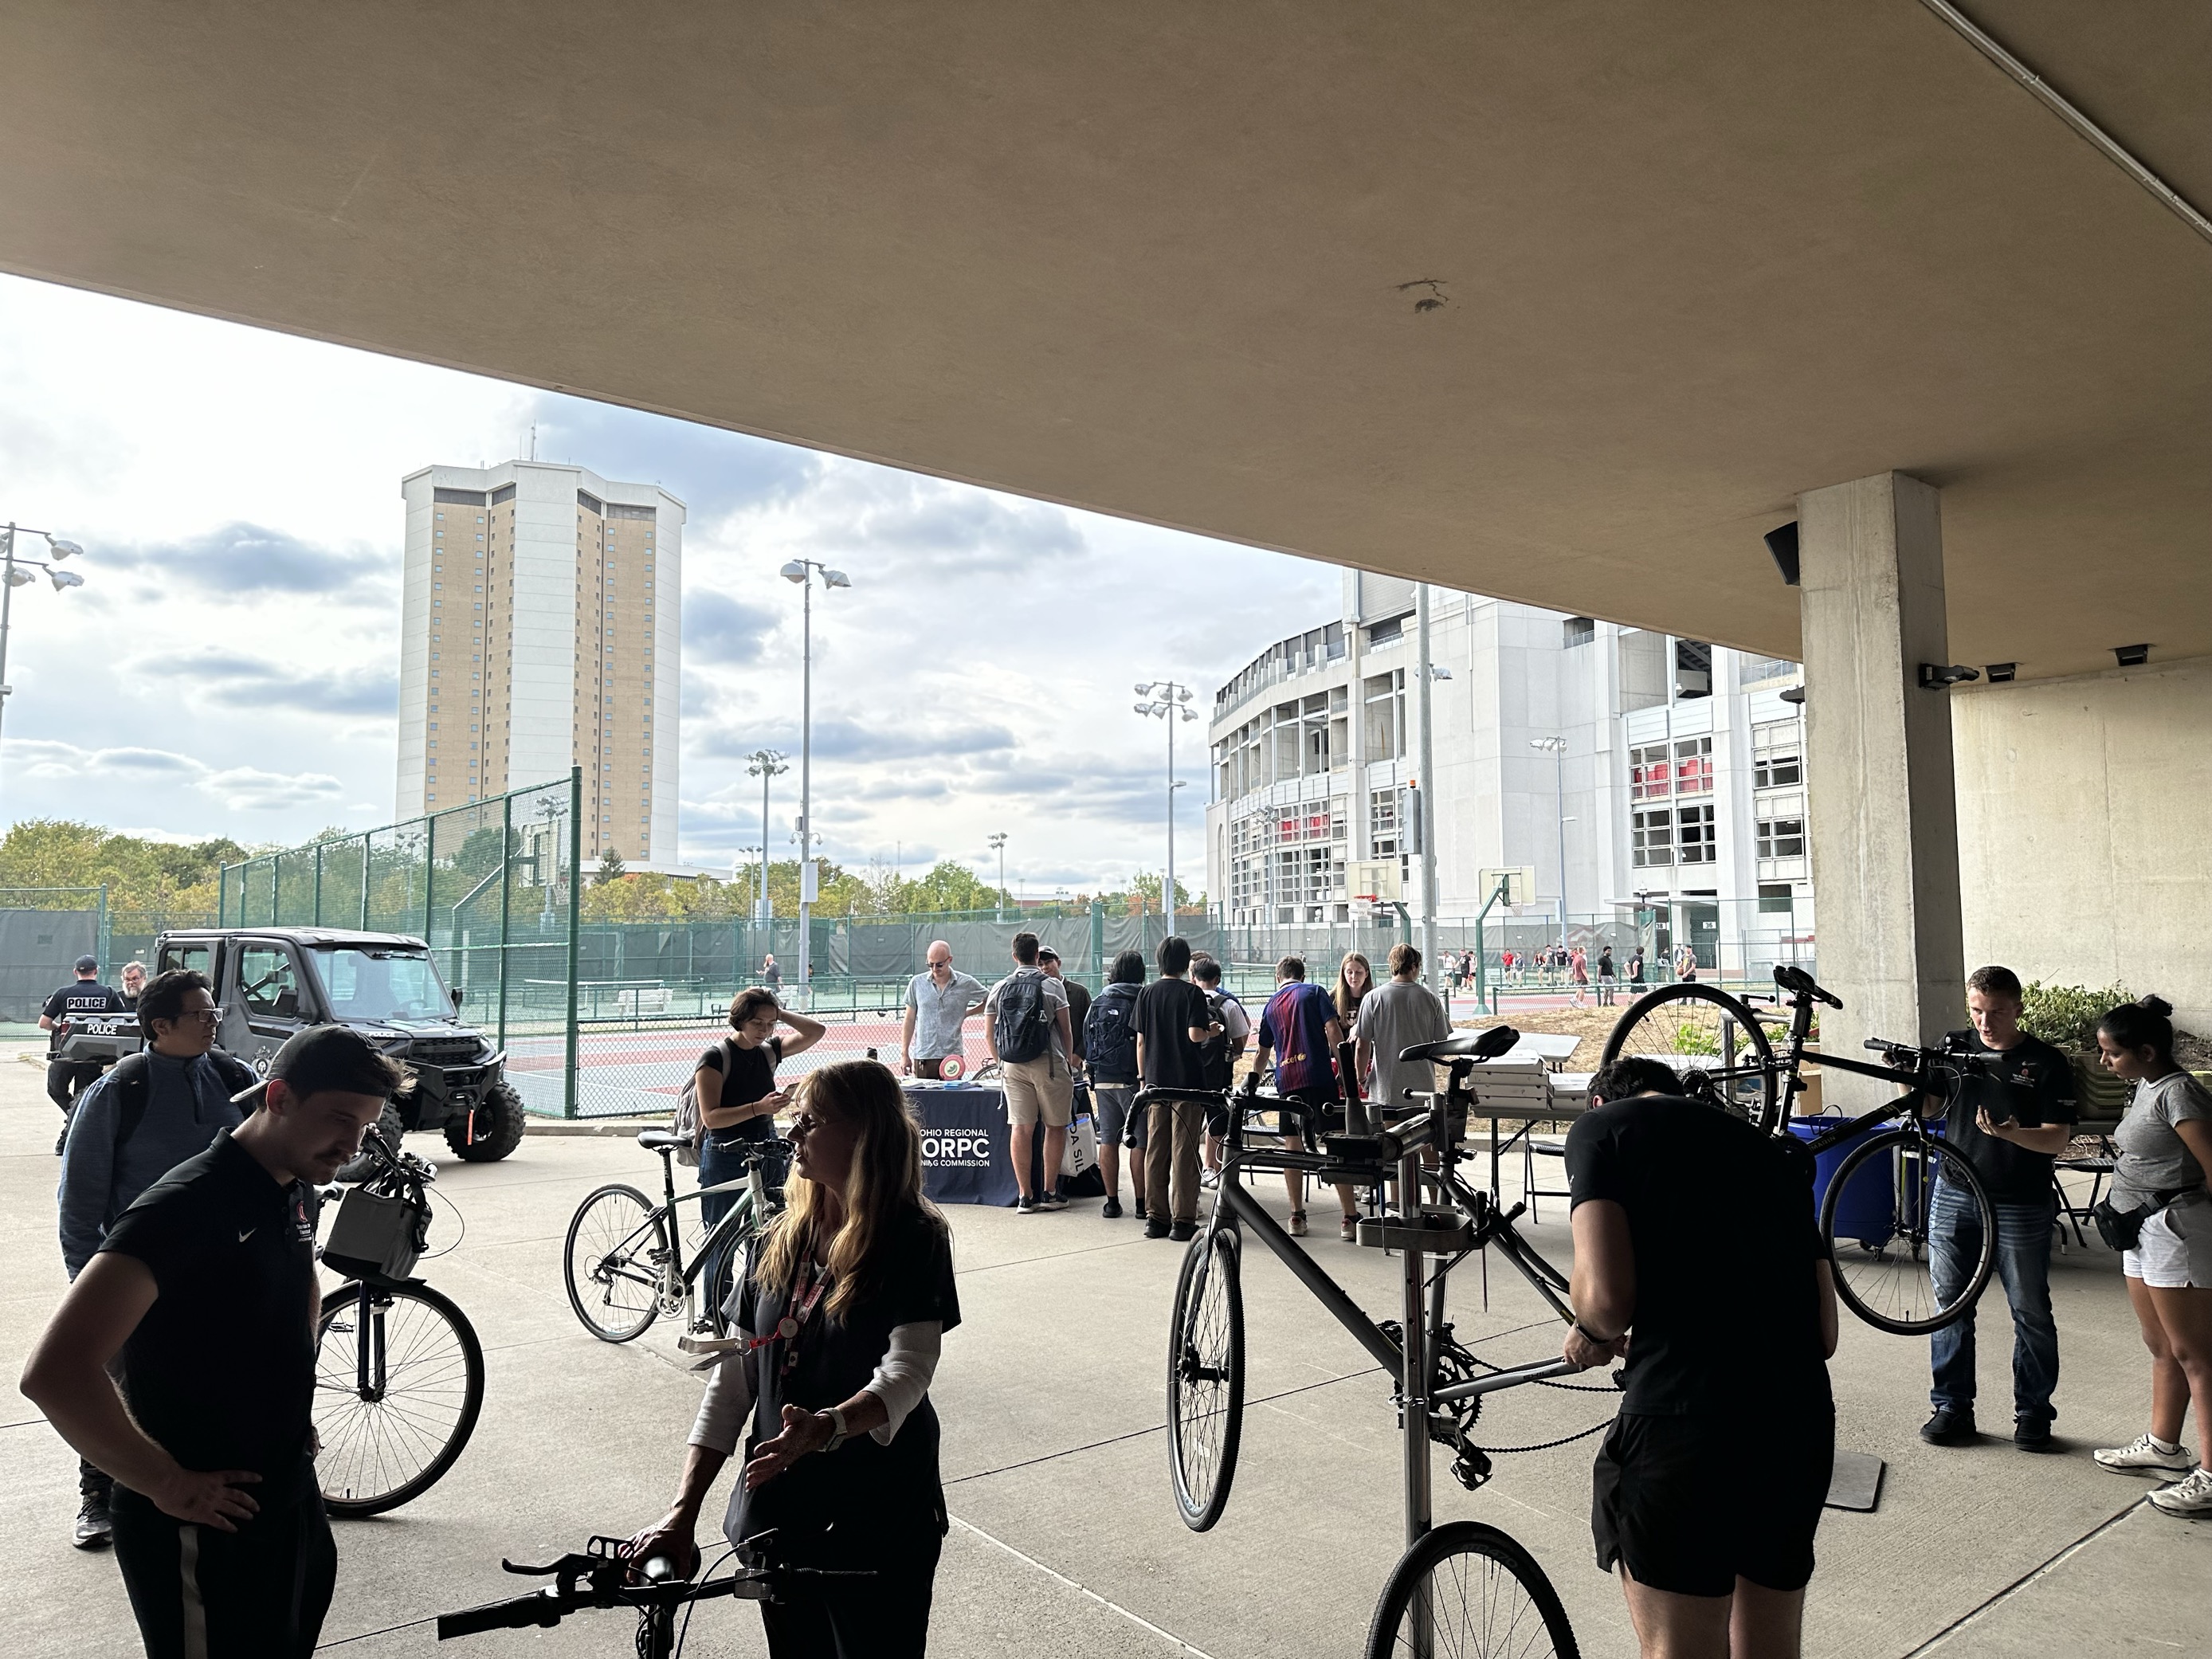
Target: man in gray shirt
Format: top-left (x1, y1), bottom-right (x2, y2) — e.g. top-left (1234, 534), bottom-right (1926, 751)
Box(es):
top-left (55, 969), bottom-right (257, 1549)
top-left (1355, 944), bottom-right (1453, 1118)
top-left (900, 940), bottom-right (986, 1079)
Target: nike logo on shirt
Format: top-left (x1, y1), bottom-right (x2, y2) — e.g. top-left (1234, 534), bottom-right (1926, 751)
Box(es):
top-left (237, 1229), bottom-right (256, 1243)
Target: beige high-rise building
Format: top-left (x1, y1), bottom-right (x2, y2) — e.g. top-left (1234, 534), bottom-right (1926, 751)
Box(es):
top-left (395, 461), bottom-right (684, 862)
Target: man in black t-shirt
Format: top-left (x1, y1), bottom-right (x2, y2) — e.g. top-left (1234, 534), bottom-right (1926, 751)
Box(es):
top-left (21, 1026), bottom-right (404, 1658)
top-left (1134, 935), bottom-right (1217, 1241)
top-left (42, 955), bottom-right (127, 1151)
top-left (1563, 1057), bottom-right (1837, 1657)
top-left (1923, 965), bottom-right (2079, 1451)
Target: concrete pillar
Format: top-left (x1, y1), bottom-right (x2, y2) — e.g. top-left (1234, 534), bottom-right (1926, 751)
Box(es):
top-left (1798, 472), bottom-right (1964, 1105)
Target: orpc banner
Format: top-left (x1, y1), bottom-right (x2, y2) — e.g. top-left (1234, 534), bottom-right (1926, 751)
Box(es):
top-left (905, 1084), bottom-right (1018, 1207)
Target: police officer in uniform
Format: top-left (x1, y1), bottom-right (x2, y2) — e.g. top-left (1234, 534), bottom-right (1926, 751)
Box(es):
top-left (41, 955), bottom-right (127, 1154)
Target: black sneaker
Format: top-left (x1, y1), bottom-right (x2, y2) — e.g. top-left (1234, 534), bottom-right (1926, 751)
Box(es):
top-left (1037, 1190), bottom-right (1069, 1211)
top-left (1101, 1197), bottom-right (1124, 1219)
top-left (72, 1496), bottom-right (112, 1551)
top-left (1144, 1222), bottom-right (1171, 1240)
top-left (1017, 1194), bottom-right (1039, 1215)
top-left (1921, 1407), bottom-right (1978, 1446)
top-left (1170, 1221), bottom-right (1197, 1242)
top-left (1134, 1198), bottom-right (1148, 1221)
top-left (2014, 1421), bottom-right (2057, 1453)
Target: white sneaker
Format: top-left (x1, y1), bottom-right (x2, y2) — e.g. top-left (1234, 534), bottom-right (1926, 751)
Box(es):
top-left (2148, 1466), bottom-right (2212, 1516)
top-left (2094, 1433), bottom-right (2196, 1476)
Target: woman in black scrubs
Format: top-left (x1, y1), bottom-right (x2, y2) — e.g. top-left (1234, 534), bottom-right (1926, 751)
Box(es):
top-left (630, 1058), bottom-right (959, 1657)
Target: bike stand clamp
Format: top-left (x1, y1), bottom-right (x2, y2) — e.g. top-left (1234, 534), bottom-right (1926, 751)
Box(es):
top-left (1356, 1209), bottom-right (1474, 1253)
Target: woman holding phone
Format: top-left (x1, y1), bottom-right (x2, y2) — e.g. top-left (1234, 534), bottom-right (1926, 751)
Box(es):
top-left (696, 988), bottom-right (826, 1226)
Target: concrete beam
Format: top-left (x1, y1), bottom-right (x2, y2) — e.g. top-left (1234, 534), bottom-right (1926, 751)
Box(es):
top-left (1799, 473), bottom-right (1964, 1102)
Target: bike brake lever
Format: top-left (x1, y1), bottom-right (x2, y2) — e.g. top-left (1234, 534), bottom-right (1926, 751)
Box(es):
top-left (500, 1552), bottom-right (593, 1578)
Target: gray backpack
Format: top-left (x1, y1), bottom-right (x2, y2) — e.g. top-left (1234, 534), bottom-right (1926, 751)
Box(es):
top-left (672, 1037), bottom-right (736, 1167)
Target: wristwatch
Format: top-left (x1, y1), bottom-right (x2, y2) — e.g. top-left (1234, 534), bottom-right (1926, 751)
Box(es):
top-left (822, 1406), bottom-right (849, 1452)
top-left (1572, 1321), bottom-right (1616, 1347)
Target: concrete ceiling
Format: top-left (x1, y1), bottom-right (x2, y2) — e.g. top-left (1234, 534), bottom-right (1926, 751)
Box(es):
top-left (3, 2), bottom-right (2206, 680)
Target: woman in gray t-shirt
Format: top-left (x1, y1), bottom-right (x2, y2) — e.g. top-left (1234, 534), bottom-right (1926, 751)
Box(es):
top-left (2089, 995), bottom-right (2212, 1515)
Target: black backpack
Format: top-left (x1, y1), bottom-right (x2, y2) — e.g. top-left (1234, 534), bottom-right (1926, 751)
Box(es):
top-left (993, 969), bottom-right (1057, 1065)
top-left (100, 1047), bottom-right (261, 1146)
top-left (1085, 982), bottom-right (1140, 1081)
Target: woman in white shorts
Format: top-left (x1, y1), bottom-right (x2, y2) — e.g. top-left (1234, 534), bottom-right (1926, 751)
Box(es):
top-left (2089, 994), bottom-right (2212, 1516)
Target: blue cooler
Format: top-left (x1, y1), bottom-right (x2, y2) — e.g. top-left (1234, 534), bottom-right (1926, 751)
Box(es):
top-left (1788, 1116), bottom-right (1896, 1249)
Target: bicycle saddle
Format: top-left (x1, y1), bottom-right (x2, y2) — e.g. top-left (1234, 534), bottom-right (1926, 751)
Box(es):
top-left (1398, 1025), bottom-right (1521, 1065)
top-left (637, 1128), bottom-right (688, 1152)
top-left (1772, 964), bottom-right (1842, 1007)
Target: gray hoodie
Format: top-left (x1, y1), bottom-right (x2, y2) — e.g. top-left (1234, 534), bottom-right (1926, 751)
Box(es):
top-left (58, 1049), bottom-right (247, 1278)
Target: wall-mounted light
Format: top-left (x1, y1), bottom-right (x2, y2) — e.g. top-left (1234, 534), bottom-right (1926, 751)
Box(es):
top-left (1985, 663), bottom-right (2017, 684)
top-left (1779, 685), bottom-right (1806, 705)
top-left (1918, 664), bottom-right (1981, 689)
top-left (1764, 522), bottom-right (1800, 586)
top-left (2114, 644), bottom-right (2150, 667)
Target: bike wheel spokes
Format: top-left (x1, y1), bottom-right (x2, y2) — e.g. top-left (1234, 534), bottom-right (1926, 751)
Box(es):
top-left (1367, 1522), bottom-right (1578, 1659)
top-left (563, 1185), bottom-right (662, 1343)
top-left (1599, 983), bottom-right (1776, 1128)
top-left (1166, 1230), bottom-right (1243, 1532)
top-left (1821, 1132), bottom-right (1994, 1336)
top-left (316, 1283), bottom-right (485, 1517)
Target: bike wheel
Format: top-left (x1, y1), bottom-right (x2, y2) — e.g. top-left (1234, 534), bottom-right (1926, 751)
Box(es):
top-left (316, 1281), bottom-right (484, 1518)
top-left (564, 1183), bottom-right (665, 1342)
top-left (1166, 1226), bottom-right (1243, 1532)
top-left (1820, 1130), bottom-right (1995, 1335)
top-left (1600, 982), bottom-right (1778, 1129)
top-left (1364, 1520), bottom-right (1580, 1659)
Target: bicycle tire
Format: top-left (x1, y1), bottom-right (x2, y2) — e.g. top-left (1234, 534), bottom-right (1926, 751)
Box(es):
top-left (316, 1281), bottom-right (484, 1518)
top-left (1600, 982), bottom-right (1779, 1129)
top-left (1166, 1226), bottom-right (1243, 1532)
top-left (1364, 1520), bottom-right (1580, 1659)
top-left (564, 1183), bottom-right (665, 1342)
top-left (1819, 1130), bottom-right (1995, 1335)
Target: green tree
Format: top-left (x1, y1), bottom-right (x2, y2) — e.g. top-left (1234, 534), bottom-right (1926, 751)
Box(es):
top-left (594, 848), bottom-right (627, 886)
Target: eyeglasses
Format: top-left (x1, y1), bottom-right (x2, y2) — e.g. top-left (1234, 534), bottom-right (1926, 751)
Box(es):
top-left (183, 1007), bottom-right (224, 1024)
top-left (787, 1112), bottom-right (842, 1139)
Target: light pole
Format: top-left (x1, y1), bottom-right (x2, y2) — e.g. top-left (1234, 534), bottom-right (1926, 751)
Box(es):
top-left (744, 749), bottom-right (788, 921)
top-left (1414, 584), bottom-right (1453, 998)
top-left (0, 524), bottom-right (88, 818)
top-left (1134, 680), bottom-right (1197, 939)
top-left (779, 560), bottom-right (852, 1002)
top-left (987, 831), bottom-right (1008, 921)
top-left (1530, 735), bottom-right (1568, 954)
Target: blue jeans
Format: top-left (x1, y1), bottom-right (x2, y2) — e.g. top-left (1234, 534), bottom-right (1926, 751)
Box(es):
top-left (1928, 1179), bottom-right (2060, 1426)
top-left (699, 1136), bottom-right (788, 1294)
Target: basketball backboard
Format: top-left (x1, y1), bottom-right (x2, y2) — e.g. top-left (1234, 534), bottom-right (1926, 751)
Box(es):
top-left (1479, 865), bottom-right (1538, 906)
top-left (1349, 858), bottom-right (1403, 902)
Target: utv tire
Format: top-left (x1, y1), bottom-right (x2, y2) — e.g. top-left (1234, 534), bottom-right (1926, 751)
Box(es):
top-left (335, 1104), bottom-right (407, 1184)
top-left (445, 1081), bottom-right (528, 1162)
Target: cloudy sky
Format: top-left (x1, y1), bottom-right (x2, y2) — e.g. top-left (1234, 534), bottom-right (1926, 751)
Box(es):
top-left (0, 275), bottom-right (1339, 895)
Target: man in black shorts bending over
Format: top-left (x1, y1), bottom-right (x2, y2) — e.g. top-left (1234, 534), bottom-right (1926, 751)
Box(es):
top-left (1562, 1057), bottom-right (1839, 1659)
top-left (22, 1027), bottom-right (405, 1657)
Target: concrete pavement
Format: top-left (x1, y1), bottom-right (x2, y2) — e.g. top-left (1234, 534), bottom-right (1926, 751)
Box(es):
top-left (1, 1048), bottom-right (2205, 1657)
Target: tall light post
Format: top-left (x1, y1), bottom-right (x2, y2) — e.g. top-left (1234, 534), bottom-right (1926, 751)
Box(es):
top-left (987, 831), bottom-right (1008, 921)
top-left (0, 524), bottom-right (88, 819)
top-left (779, 560), bottom-right (851, 1002)
top-left (744, 748), bottom-right (788, 922)
top-left (1413, 584), bottom-right (1453, 998)
top-left (1134, 680), bottom-right (1198, 939)
top-left (1530, 735), bottom-right (1569, 954)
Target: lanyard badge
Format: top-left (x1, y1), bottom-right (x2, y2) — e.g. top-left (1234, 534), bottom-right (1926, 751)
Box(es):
top-left (746, 1255), bottom-right (832, 1378)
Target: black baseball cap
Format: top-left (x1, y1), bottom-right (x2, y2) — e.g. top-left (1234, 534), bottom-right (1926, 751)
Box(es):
top-left (74, 955), bottom-right (99, 973)
top-left (231, 1024), bottom-right (406, 1108)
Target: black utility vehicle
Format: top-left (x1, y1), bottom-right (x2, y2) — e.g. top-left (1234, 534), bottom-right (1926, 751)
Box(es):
top-left (54, 928), bottom-right (528, 1163)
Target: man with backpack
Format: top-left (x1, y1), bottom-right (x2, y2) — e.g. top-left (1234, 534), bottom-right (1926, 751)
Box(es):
top-left (55, 968), bottom-right (258, 1551)
top-left (1191, 955), bottom-right (1250, 1183)
top-left (985, 932), bottom-right (1075, 1214)
top-left (1084, 950), bottom-right (1148, 1220)
top-left (43, 954), bottom-right (128, 1155)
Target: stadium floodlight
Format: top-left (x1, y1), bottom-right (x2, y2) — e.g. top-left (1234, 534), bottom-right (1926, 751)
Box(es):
top-left (823, 568), bottom-right (851, 589)
top-left (4, 568), bottom-right (31, 588)
top-left (1133, 677), bottom-right (1201, 936)
top-left (0, 519), bottom-right (92, 820)
top-left (45, 537), bottom-right (82, 559)
top-left (49, 567), bottom-right (83, 591)
top-left (778, 559), bottom-right (855, 997)
top-left (779, 559), bottom-right (808, 582)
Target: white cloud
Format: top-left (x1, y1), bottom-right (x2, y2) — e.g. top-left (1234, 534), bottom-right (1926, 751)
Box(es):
top-left (0, 272), bottom-right (1339, 890)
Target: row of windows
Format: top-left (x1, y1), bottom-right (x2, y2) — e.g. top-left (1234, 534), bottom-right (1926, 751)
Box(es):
top-left (1630, 803), bottom-right (1806, 866)
top-left (1629, 736), bottom-right (1713, 802)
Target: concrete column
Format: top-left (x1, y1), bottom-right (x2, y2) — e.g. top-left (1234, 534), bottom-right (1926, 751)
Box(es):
top-left (1798, 472), bottom-right (1964, 1106)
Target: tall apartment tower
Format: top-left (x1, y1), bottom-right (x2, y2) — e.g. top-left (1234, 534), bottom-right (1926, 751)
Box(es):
top-left (395, 461), bottom-right (684, 863)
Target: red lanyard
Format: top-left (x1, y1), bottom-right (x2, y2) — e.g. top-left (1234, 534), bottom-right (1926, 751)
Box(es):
top-left (747, 1252), bottom-right (832, 1377)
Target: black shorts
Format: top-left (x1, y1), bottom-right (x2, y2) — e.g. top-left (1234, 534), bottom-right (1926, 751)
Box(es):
top-left (112, 1485), bottom-right (336, 1658)
top-left (1590, 1410), bottom-right (1833, 1597)
top-left (1277, 1084), bottom-right (1342, 1142)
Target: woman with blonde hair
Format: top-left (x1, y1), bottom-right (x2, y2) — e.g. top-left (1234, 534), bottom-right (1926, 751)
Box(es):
top-left (1334, 951), bottom-right (1374, 1036)
top-left (629, 1060), bottom-right (960, 1654)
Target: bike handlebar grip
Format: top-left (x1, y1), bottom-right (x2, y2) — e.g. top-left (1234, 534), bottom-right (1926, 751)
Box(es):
top-left (437, 1597), bottom-right (555, 1639)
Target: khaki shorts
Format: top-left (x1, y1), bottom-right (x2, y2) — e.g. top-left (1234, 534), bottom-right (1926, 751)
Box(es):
top-left (1002, 1053), bottom-right (1073, 1128)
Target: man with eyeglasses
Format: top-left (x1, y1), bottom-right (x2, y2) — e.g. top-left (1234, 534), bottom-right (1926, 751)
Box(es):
top-left (900, 941), bottom-right (986, 1081)
top-left (56, 969), bottom-right (257, 1551)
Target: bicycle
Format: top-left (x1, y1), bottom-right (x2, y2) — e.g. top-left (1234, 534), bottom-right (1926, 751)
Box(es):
top-left (1600, 963), bottom-right (2008, 1334)
top-left (1149, 1024), bottom-right (1606, 1659)
top-left (434, 1532), bottom-right (874, 1658)
top-left (563, 1131), bottom-right (786, 1352)
top-left (314, 1128), bottom-right (485, 1517)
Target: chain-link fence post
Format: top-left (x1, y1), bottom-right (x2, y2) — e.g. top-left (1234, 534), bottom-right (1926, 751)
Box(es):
top-left (564, 765), bottom-right (582, 1120)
